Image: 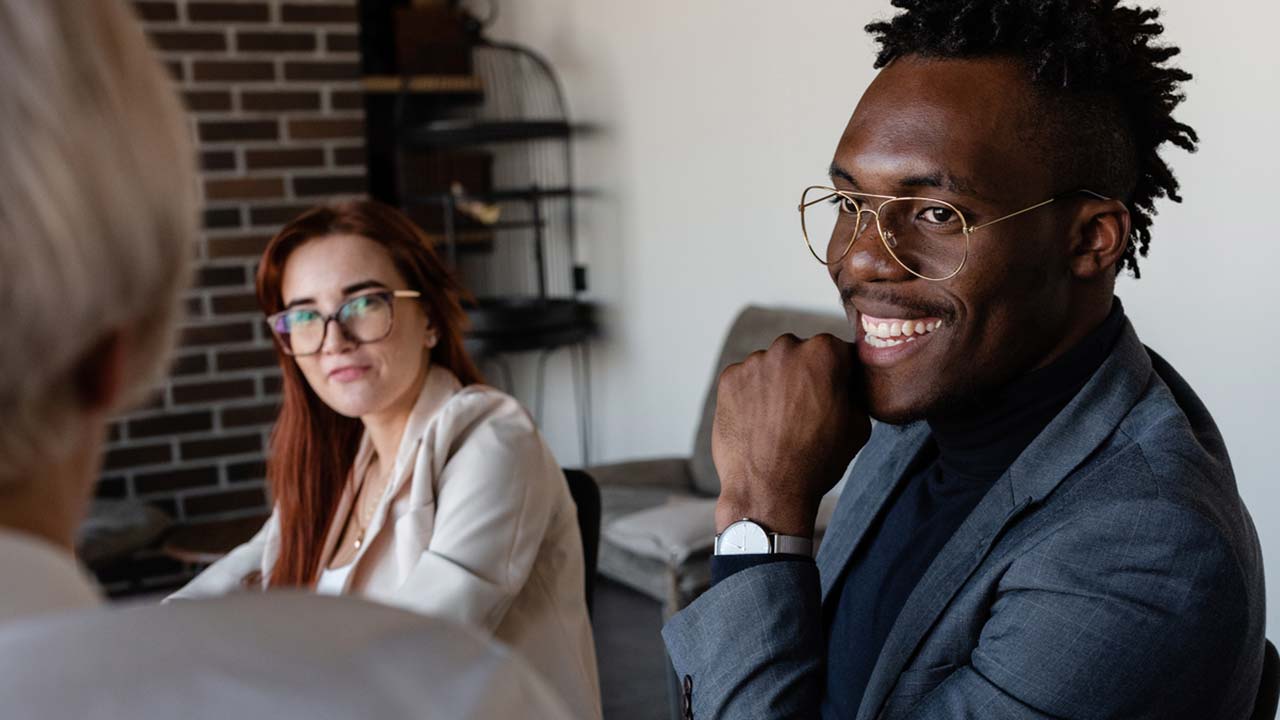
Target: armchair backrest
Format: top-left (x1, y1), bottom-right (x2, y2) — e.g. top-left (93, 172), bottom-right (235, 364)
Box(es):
top-left (689, 305), bottom-right (853, 496)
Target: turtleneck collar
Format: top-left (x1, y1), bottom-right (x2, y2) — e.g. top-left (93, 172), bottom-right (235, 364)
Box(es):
top-left (926, 298), bottom-right (1128, 483)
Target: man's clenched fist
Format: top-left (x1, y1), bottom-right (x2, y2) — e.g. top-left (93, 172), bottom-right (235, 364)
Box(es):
top-left (713, 333), bottom-right (871, 538)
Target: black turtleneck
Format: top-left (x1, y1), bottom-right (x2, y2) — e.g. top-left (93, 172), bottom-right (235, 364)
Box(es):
top-left (710, 300), bottom-right (1128, 719)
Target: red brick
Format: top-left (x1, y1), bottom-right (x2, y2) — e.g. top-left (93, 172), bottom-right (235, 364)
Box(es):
top-left (135, 466), bottom-right (220, 495)
top-left (151, 31), bottom-right (228, 52)
top-left (199, 120), bottom-right (278, 143)
top-left (104, 443), bottom-right (173, 470)
top-left (203, 207), bottom-right (243, 230)
top-left (292, 174), bottom-right (365, 197)
top-left (164, 61), bottom-right (185, 82)
top-left (185, 296), bottom-right (206, 318)
top-left (172, 378), bottom-right (257, 404)
top-left (245, 147), bottom-right (325, 170)
top-left (221, 403), bottom-right (280, 428)
top-left (208, 235), bottom-right (271, 259)
top-left (330, 90), bottom-right (363, 111)
top-left (181, 433), bottom-right (262, 461)
top-left (128, 411), bottom-right (214, 438)
top-left (333, 146), bottom-right (365, 166)
top-left (172, 353), bottom-right (211, 376)
top-left (205, 177), bottom-right (285, 201)
top-left (217, 349), bottom-right (279, 372)
top-left (261, 374), bottom-right (283, 395)
top-left (326, 32), bottom-right (359, 53)
top-left (192, 60), bottom-right (275, 83)
top-left (210, 292), bottom-right (262, 314)
top-left (281, 4), bottom-right (357, 23)
top-left (180, 322), bottom-right (255, 347)
top-left (200, 150), bottom-right (237, 172)
top-left (196, 266), bottom-right (247, 288)
top-left (241, 90), bottom-right (322, 112)
top-left (283, 61), bottom-right (359, 82)
top-left (237, 31), bottom-right (318, 52)
top-left (184, 90), bottom-right (234, 113)
top-left (227, 460), bottom-right (267, 482)
top-left (188, 2), bottom-right (270, 22)
top-left (134, 2), bottom-right (178, 21)
top-left (184, 487), bottom-right (268, 517)
top-left (287, 118), bottom-right (363, 140)
top-left (249, 204), bottom-right (311, 226)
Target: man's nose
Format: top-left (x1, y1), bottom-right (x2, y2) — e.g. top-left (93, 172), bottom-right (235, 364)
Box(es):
top-left (839, 209), bottom-right (913, 283)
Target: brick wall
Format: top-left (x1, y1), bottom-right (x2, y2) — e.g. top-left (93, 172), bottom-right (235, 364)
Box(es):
top-left (98, 0), bottom-right (367, 589)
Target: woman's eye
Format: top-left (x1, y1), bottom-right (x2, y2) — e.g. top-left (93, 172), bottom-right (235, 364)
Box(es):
top-left (288, 309), bottom-right (321, 326)
top-left (342, 295), bottom-right (377, 318)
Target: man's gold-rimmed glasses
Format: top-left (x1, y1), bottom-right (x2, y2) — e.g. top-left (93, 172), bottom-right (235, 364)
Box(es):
top-left (799, 186), bottom-right (1110, 281)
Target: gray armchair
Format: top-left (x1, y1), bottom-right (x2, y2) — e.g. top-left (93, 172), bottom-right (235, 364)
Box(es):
top-left (588, 305), bottom-right (854, 616)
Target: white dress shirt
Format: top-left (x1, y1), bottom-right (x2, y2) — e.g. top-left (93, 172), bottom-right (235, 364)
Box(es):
top-left (0, 528), bottom-right (100, 626)
top-left (0, 592), bottom-right (574, 719)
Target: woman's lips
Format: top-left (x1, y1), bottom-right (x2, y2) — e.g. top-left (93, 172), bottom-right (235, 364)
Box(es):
top-left (328, 365), bottom-right (370, 383)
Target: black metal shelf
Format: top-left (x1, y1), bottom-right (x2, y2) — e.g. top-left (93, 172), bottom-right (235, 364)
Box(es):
top-left (400, 120), bottom-right (572, 149)
top-left (402, 186), bottom-right (578, 205)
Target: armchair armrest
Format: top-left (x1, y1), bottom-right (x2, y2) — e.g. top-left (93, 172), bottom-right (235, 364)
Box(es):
top-left (585, 456), bottom-right (694, 493)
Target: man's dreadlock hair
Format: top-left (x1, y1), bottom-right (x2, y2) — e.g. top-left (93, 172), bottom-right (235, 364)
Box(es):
top-left (866, 0), bottom-right (1197, 278)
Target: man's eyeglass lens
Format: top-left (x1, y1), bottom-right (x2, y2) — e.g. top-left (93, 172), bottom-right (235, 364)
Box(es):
top-left (271, 293), bottom-right (394, 356)
top-left (800, 187), bottom-right (970, 281)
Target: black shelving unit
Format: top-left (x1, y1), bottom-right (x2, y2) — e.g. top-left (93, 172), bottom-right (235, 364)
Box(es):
top-left (360, 4), bottom-right (595, 463)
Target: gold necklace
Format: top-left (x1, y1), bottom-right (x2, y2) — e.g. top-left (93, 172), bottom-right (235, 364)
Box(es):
top-left (351, 460), bottom-right (384, 551)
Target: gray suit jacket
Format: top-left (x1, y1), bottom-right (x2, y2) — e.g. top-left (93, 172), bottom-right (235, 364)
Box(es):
top-left (663, 319), bottom-right (1266, 719)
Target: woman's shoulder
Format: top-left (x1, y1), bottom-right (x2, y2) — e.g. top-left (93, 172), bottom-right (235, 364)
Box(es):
top-left (434, 382), bottom-right (542, 442)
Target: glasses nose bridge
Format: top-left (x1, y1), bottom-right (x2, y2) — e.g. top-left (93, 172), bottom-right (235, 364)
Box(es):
top-left (318, 313), bottom-right (356, 353)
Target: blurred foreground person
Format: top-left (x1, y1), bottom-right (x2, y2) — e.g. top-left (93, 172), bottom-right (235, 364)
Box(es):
top-left (0, 2), bottom-right (570, 717)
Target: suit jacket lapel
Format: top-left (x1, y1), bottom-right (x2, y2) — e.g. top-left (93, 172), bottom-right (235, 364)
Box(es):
top-left (817, 422), bottom-right (931, 603)
top-left (855, 319), bottom-right (1154, 720)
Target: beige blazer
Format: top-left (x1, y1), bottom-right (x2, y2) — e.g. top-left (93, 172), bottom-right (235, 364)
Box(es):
top-left (170, 366), bottom-right (602, 720)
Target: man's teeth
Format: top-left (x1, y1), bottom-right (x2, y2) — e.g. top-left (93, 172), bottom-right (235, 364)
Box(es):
top-left (860, 315), bottom-right (943, 348)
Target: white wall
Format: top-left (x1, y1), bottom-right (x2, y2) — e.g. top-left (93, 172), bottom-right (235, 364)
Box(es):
top-left (486, 1), bottom-right (1280, 631)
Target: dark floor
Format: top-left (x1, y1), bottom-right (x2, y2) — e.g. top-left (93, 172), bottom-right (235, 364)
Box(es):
top-left (592, 577), bottom-right (673, 720)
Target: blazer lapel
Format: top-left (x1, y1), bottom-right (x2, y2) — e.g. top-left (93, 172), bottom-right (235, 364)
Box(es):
top-left (855, 319), bottom-right (1155, 720)
top-left (818, 422), bottom-right (931, 603)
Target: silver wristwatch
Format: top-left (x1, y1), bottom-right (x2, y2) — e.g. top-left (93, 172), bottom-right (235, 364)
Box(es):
top-left (714, 518), bottom-right (813, 557)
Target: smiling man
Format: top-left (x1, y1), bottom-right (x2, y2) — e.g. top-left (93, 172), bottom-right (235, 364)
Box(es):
top-left (662, 1), bottom-right (1267, 719)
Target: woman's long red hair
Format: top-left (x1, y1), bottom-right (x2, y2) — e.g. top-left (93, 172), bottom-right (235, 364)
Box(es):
top-left (256, 200), bottom-right (483, 588)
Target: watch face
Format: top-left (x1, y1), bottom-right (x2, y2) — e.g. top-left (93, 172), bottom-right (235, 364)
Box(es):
top-left (718, 520), bottom-right (770, 555)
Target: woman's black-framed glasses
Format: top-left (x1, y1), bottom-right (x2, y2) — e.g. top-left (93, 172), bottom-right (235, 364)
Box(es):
top-left (266, 290), bottom-right (422, 357)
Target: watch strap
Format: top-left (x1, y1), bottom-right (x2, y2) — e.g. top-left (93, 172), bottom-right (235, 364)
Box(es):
top-left (771, 533), bottom-right (813, 557)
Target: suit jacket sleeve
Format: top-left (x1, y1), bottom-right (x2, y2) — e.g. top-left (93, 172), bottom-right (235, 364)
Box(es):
top-left (383, 391), bottom-right (563, 633)
top-left (164, 512), bottom-right (275, 601)
top-left (662, 559), bottom-right (825, 719)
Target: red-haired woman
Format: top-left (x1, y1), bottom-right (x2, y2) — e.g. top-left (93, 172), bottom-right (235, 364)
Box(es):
top-left (169, 200), bottom-right (601, 719)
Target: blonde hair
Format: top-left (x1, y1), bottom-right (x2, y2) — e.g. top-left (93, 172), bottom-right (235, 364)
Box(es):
top-left (0, 1), bottom-right (198, 482)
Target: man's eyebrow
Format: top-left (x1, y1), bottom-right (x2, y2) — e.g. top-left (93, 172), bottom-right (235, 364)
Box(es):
top-left (283, 280), bottom-right (389, 310)
top-left (829, 163), bottom-right (988, 202)
top-left (828, 163), bottom-right (860, 189)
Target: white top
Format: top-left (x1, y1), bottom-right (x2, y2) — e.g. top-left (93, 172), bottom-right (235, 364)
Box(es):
top-left (314, 563), bottom-right (354, 596)
top-left (0, 528), bottom-right (100, 627)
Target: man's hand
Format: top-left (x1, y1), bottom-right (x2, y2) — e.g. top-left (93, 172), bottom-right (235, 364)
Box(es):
top-left (713, 333), bottom-right (871, 538)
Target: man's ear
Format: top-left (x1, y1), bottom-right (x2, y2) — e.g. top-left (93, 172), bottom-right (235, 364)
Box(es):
top-left (1069, 199), bottom-right (1131, 280)
top-left (73, 331), bottom-right (128, 413)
